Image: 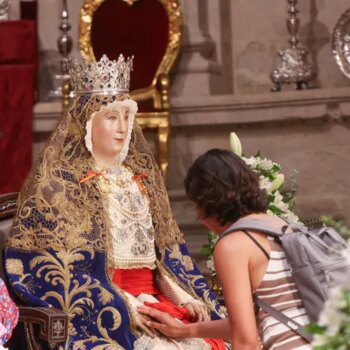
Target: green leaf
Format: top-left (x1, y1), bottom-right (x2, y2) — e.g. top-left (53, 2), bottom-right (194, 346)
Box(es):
top-left (268, 205), bottom-right (286, 215)
top-left (268, 174), bottom-right (277, 181)
top-left (267, 193), bottom-right (275, 203)
top-left (254, 150), bottom-right (261, 158)
top-left (208, 231), bottom-right (218, 241)
top-left (200, 246), bottom-right (213, 257)
top-left (305, 323), bottom-right (326, 335)
top-left (272, 164), bottom-right (281, 172)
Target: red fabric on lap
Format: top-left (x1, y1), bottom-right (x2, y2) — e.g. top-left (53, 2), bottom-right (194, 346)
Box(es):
top-left (144, 297), bottom-right (192, 322)
top-left (144, 296), bottom-right (226, 350)
top-left (204, 338), bottom-right (227, 350)
top-left (112, 268), bottom-right (226, 350)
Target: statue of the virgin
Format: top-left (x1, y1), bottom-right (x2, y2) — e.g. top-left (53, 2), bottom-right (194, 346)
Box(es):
top-left (5, 54), bottom-right (226, 350)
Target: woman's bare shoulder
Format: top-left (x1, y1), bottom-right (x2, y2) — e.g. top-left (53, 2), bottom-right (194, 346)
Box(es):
top-left (215, 231), bottom-right (253, 257)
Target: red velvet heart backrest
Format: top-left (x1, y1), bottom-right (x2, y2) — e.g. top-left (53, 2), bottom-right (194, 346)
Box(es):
top-left (91, 0), bottom-right (169, 91)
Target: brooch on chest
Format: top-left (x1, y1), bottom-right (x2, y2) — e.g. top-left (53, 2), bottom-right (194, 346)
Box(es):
top-left (80, 169), bottom-right (148, 194)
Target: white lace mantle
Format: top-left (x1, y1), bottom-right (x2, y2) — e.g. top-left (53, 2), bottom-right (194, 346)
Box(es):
top-left (134, 334), bottom-right (211, 350)
top-left (98, 165), bottom-right (156, 269)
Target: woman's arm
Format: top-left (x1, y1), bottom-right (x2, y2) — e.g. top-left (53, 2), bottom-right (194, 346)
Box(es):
top-left (214, 232), bottom-right (261, 350)
top-left (138, 231), bottom-right (262, 348)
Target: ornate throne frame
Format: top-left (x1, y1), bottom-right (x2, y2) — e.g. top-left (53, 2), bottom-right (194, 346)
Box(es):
top-left (79, 0), bottom-right (182, 178)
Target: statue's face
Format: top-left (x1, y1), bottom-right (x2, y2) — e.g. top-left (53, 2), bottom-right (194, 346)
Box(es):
top-left (91, 105), bottom-right (130, 160)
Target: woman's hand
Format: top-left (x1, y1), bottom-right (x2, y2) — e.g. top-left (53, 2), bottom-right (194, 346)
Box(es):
top-left (184, 302), bottom-right (210, 322)
top-left (137, 305), bottom-right (191, 338)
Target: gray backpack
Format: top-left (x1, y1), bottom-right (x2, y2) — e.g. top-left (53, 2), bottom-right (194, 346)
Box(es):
top-left (219, 217), bottom-right (350, 340)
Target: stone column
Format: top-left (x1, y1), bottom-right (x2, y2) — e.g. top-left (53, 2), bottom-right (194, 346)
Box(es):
top-left (171, 0), bottom-right (222, 97)
top-left (9, 0), bottom-right (20, 19)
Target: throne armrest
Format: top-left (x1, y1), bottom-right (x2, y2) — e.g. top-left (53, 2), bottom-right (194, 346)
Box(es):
top-left (19, 306), bottom-right (68, 347)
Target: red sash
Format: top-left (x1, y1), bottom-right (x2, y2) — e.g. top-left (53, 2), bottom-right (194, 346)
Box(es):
top-left (113, 268), bottom-right (158, 295)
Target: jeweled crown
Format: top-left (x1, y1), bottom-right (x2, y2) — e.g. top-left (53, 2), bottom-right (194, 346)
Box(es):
top-left (66, 54), bottom-right (133, 95)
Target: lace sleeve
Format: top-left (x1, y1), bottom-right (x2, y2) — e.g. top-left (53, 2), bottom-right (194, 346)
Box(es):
top-left (156, 272), bottom-right (204, 307)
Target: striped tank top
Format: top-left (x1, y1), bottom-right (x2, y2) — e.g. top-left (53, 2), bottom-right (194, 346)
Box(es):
top-left (254, 236), bottom-right (311, 350)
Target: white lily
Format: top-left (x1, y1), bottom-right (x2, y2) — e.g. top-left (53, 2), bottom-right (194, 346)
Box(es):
top-left (230, 132), bottom-right (242, 157)
top-left (206, 256), bottom-right (215, 271)
top-left (258, 158), bottom-right (274, 171)
top-left (270, 174), bottom-right (285, 193)
top-left (243, 156), bottom-right (259, 168)
top-left (259, 176), bottom-right (273, 193)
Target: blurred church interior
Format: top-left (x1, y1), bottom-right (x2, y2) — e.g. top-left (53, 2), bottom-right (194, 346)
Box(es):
top-left (1, 0), bottom-right (350, 271)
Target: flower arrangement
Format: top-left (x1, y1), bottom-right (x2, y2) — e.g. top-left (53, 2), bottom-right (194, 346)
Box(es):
top-left (308, 216), bottom-right (350, 349)
top-left (230, 132), bottom-right (299, 222)
top-left (201, 132), bottom-right (298, 273)
top-left (320, 215), bottom-right (350, 240)
top-left (310, 249), bottom-right (350, 349)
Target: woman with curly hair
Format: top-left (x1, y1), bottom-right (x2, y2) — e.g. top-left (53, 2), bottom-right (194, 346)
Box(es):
top-left (138, 149), bottom-right (311, 350)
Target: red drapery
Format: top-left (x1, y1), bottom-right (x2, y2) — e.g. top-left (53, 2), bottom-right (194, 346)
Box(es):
top-left (0, 21), bottom-right (37, 64)
top-left (0, 20), bottom-right (37, 194)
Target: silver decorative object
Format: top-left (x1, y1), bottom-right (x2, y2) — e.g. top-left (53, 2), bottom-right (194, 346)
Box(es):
top-left (271, 0), bottom-right (315, 91)
top-left (333, 8), bottom-right (350, 79)
top-left (49, 0), bottom-right (73, 104)
top-left (0, 0), bottom-right (10, 21)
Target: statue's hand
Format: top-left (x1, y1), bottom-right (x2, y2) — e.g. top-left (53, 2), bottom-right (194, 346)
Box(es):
top-left (135, 312), bottom-right (158, 338)
top-left (183, 301), bottom-right (210, 322)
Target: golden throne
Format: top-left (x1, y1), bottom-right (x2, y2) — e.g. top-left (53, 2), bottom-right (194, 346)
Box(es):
top-left (79, 0), bottom-right (182, 178)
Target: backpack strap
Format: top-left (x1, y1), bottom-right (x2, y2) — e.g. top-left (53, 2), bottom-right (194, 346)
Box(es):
top-left (218, 217), bottom-right (287, 243)
top-left (243, 231), bottom-right (270, 260)
top-left (254, 295), bottom-right (312, 343)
